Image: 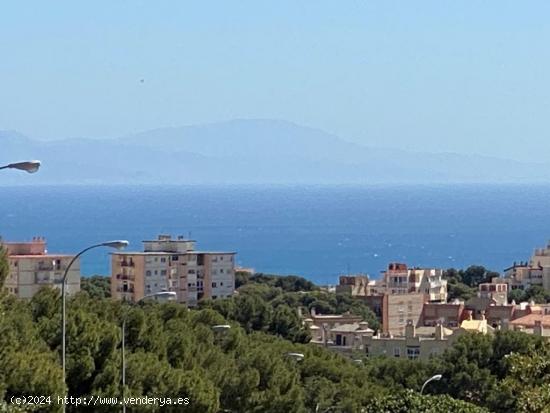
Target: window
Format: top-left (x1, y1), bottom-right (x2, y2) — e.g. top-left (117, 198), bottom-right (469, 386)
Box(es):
top-left (394, 347), bottom-right (401, 358)
top-left (220, 282), bottom-right (223, 286)
top-left (146, 270), bottom-right (151, 276)
top-left (160, 257), bottom-right (166, 263)
top-left (407, 347), bottom-right (420, 360)
top-left (220, 269), bottom-right (224, 273)
top-left (212, 282), bottom-right (217, 288)
top-left (160, 270), bottom-right (167, 276)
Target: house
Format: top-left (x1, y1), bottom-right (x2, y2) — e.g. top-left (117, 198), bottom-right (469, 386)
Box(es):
top-left (364, 321), bottom-right (454, 360)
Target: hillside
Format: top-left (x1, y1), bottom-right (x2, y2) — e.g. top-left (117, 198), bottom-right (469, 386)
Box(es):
top-left (1, 119), bottom-right (549, 184)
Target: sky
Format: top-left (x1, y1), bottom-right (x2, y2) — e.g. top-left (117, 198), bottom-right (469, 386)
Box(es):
top-left (1, 1), bottom-right (549, 161)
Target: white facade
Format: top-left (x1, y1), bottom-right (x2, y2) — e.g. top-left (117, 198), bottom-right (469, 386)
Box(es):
top-left (367, 263), bottom-right (447, 302)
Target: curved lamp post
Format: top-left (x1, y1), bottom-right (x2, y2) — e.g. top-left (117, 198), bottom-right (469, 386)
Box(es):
top-left (61, 240), bottom-right (128, 412)
top-left (121, 291), bottom-right (176, 413)
top-left (0, 160), bottom-right (41, 173)
top-left (420, 374), bottom-right (442, 395)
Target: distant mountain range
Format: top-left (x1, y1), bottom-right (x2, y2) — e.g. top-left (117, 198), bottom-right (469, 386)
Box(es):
top-left (2, 119), bottom-right (549, 184)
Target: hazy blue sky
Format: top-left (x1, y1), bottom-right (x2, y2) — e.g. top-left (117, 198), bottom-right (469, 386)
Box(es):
top-left (1, 1), bottom-right (549, 161)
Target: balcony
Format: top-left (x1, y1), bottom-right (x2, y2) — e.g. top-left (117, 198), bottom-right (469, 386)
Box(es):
top-left (36, 276), bottom-right (53, 284)
top-left (116, 286), bottom-right (135, 293)
top-left (116, 274), bottom-right (134, 281)
top-left (120, 261), bottom-right (135, 267)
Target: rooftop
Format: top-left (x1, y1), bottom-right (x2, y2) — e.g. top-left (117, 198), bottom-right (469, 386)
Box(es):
top-left (330, 323), bottom-right (373, 334)
top-left (111, 251), bottom-right (236, 255)
top-left (510, 314), bottom-right (550, 328)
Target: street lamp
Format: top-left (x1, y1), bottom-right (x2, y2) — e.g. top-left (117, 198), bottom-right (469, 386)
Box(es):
top-left (212, 324), bottom-right (231, 333)
top-left (121, 291), bottom-right (177, 413)
top-left (285, 352), bottom-right (305, 362)
top-left (420, 374), bottom-right (442, 395)
top-left (61, 240), bottom-right (128, 411)
top-left (0, 160), bottom-right (41, 173)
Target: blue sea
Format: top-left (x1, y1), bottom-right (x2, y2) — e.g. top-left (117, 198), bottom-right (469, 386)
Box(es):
top-left (1, 185), bottom-right (549, 285)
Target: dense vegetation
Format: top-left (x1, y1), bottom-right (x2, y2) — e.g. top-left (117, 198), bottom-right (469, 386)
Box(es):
top-left (201, 271), bottom-right (380, 341)
top-left (444, 266), bottom-right (500, 302)
top-left (0, 285), bottom-right (500, 413)
top-left (2, 252), bottom-right (550, 412)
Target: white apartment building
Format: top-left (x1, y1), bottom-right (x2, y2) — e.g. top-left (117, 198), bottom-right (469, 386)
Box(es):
top-left (2, 237), bottom-right (80, 298)
top-left (111, 235), bottom-right (235, 306)
top-left (375, 263), bottom-right (448, 302)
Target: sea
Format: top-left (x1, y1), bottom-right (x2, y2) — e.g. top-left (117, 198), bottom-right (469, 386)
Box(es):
top-left (1, 184), bottom-right (549, 285)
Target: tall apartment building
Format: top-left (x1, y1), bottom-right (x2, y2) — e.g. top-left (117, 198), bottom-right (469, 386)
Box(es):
top-left (111, 235), bottom-right (236, 306)
top-left (1, 237), bottom-right (80, 298)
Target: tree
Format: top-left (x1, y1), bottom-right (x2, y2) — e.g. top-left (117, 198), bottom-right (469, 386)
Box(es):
top-left (500, 341), bottom-right (550, 413)
top-left (459, 265), bottom-right (498, 288)
top-left (365, 390), bottom-right (490, 413)
top-left (524, 285), bottom-right (550, 304)
top-left (507, 288), bottom-right (527, 304)
top-left (80, 275), bottom-right (111, 299)
top-left (0, 246), bottom-right (9, 288)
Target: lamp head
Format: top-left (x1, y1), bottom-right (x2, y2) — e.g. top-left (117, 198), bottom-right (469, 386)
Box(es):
top-left (285, 352), bottom-right (305, 362)
top-left (9, 160), bottom-right (41, 173)
top-left (102, 240), bottom-right (129, 250)
top-left (212, 324), bottom-right (231, 333)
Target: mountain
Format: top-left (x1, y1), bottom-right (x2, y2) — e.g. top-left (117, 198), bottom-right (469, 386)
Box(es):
top-left (1, 119), bottom-right (549, 184)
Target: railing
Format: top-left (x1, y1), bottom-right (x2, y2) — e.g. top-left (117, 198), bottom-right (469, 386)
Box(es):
top-left (120, 261), bottom-right (135, 267)
top-left (36, 277), bottom-right (53, 284)
top-left (116, 287), bottom-right (135, 293)
top-left (116, 274), bottom-right (134, 281)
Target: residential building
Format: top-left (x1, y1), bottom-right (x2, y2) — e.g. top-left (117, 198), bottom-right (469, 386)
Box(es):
top-left (381, 264), bottom-right (448, 302)
top-left (458, 310), bottom-right (493, 334)
top-left (2, 237), bottom-right (80, 298)
top-left (364, 313), bottom-right (495, 360)
top-left (502, 262), bottom-right (543, 290)
top-left (502, 241), bottom-right (550, 290)
top-left (419, 301), bottom-right (465, 328)
top-left (383, 292), bottom-right (426, 336)
top-left (509, 315), bottom-right (550, 337)
top-left (305, 310), bottom-right (373, 353)
top-left (111, 234), bottom-right (236, 306)
top-left (478, 283), bottom-right (508, 305)
top-left (335, 274), bottom-right (370, 296)
top-left (466, 282), bottom-right (509, 321)
top-left (337, 263), bottom-right (447, 302)
top-left (364, 321), bottom-right (454, 360)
